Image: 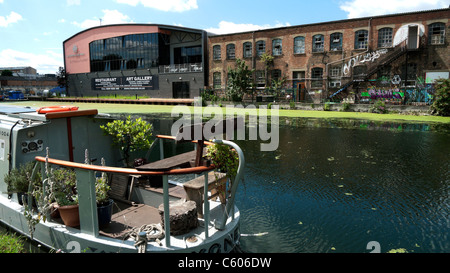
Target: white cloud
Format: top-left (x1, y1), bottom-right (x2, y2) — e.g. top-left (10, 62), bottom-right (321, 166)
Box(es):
top-left (0, 49), bottom-right (63, 74)
top-left (205, 21), bottom-right (292, 35)
top-left (0, 11), bottom-right (22, 27)
top-left (72, 9), bottom-right (133, 29)
top-left (340, 0), bottom-right (449, 18)
top-left (115, 0), bottom-right (198, 12)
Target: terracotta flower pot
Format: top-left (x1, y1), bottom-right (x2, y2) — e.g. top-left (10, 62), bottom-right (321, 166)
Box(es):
top-left (58, 204), bottom-right (80, 227)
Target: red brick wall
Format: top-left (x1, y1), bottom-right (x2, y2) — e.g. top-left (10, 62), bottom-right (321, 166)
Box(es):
top-left (208, 8), bottom-right (450, 99)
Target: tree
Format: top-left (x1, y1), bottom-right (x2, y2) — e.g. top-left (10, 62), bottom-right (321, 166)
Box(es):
top-left (431, 78), bottom-right (450, 116)
top-left (1, 70), bottom-right (13, 77)
top-left (259, 53), bottom-right (274, 87)
top-left (226, 58), bottom-right (254, 102)
top-left (56, 67), bottom-right (67, 87)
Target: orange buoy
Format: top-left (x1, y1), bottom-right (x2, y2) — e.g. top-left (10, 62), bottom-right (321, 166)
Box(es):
top-left (36, 105), bottom-right (79, 114)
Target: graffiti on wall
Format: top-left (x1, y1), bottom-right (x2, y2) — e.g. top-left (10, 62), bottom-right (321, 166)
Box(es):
top-left (362, 75), bottom-right (435, 104)
top-left (343, 49), bottom-right (388, 76)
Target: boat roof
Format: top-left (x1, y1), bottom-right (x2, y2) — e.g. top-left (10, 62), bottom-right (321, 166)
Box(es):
top-left (0, 105), bottom-right (100, 123)
top-left (0, 105), bottom-right (36, 115)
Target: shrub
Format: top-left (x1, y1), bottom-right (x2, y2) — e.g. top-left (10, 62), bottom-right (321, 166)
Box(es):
top-left (430, 78), bottom-right (450, 116)
top-left (370, 101), bottom-right (387, 114)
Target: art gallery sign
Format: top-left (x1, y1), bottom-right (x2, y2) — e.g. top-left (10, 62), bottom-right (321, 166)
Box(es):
top-left (91, 76), bottom-right (159, 91)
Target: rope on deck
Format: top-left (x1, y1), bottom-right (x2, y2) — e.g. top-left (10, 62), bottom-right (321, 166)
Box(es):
top-left (126, 224), bottom-right (165, 253)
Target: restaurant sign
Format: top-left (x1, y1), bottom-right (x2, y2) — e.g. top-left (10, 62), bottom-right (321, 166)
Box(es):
top-left (91, 76), bottom-right (159, 91)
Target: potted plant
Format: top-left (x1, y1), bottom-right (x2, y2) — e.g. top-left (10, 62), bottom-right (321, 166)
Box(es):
top-left (95, 163), bottom-right (113, 228)
top-left (4, 162), bottom-right (40, 206)
top-left (50, 168), bottom-right (79, 227)
top-left (100, 116), bottom-right (153, 167)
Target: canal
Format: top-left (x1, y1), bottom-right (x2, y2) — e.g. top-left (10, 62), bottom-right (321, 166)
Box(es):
top-left (149, 115), bottom-right (449, 253)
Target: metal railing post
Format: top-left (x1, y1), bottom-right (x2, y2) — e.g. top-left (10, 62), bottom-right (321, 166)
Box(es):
top-left (212, 140), bottom-right (245, 230)
top-left (203, 172), bottom-right (209, 238)
top-left (162, 174), bottom-right (171, 247)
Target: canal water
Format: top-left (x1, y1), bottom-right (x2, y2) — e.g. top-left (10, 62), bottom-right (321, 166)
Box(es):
top-left (149, 115), bottom-right (449, 253)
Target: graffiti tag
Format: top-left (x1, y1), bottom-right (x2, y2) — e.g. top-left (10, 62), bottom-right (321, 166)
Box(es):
top-left (343, 49), bottom-right (388, 76)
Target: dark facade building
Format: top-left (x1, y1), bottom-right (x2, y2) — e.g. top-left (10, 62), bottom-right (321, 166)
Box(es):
top-left (208, 8), bottom-right (449, 103)
top-left (63, 24), bottom-right (207, 98)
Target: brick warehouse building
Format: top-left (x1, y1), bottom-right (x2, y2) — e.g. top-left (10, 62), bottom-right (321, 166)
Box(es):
top-left (207, 8), bottom-right (449, 103)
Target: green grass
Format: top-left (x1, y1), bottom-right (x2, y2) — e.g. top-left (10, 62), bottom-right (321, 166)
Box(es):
top-left (0, 231), bottom-right (26, 253)
top-left (4, 100), bottom-right (450, 124)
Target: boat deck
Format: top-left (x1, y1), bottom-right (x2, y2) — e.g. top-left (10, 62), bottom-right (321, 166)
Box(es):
top-left (99, 202), bottom-right (161, 239)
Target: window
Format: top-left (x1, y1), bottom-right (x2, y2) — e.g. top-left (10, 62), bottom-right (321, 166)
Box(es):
top-left (294, 36), bottom-right (305, 54)
top-left (243, 42), bottom-right (252, 58)
top-left (312, 34), bottom-right (324, 52)
top-left (256, 40), bottom-right (266, 56)
top-left (226, 44), bottom-right (236, 60)
top-left (213, 45), bottom-right (221, 60)
top-left (213, 72), bottom-right (221, 89)
top-left (272, 39), bottom-right (282, 56)
top-left (330, 33), bottom-right (343, 51)
top-left (255, 70), bottom-right (265, 88)
top-left (378, 28), bottom-right (393, 48)
top-left (429, 23), bottom-right (445, 45)
top-left (329, 66), bottom-right (342, 78)
top-left (293, 71), bottom-right (305, 80)
top-left (355, 30), bottom-right (368, 49)
top-left (89, 32), bottom-right (164, 72)
top-left (311, 68), bottom-right (323, 88)
top-left (271, 69), bottom-right (282, 82)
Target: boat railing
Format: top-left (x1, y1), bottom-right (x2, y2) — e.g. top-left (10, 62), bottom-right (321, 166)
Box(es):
top-left (32, 134), bottom-right (244, 248)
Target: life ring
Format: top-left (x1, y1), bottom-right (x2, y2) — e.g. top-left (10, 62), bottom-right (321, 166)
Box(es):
top-left (36, 105), bottom-right (79, 114)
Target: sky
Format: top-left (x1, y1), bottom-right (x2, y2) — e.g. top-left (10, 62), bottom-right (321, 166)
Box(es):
top-left (0, 0), bottom-right (448, 75)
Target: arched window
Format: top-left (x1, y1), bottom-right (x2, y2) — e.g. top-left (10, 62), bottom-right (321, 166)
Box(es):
top-left (272, 39), bottom-right (282, 56)
top-left (243, 42), bottom-right (252, 58)
top-left (226, 44), bottom-right (235, 60)
top-left (330, 33), bottom-right (342, 51)
top-left (213, 45), bottom-right (221, 60)
top-left (378, 28), bottom-right (393, 48)
top-left (355, 30), bottom-right (368, 49)
top-left (312, 34), bottom-right (324, 52)
top-left (429, 22), bottom-right (445, 45)
top-left (256, 40), bottom-right (266, 56)
top-left (311, 67), bottom-right (323, 88)
top-left (294, 36), bottom-right (305, 54)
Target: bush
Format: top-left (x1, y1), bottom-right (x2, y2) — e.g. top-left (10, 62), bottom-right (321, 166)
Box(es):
top-left (431, 78), bottom-right (450, 116)
top-left (370, 101), bottom-right (387, 114)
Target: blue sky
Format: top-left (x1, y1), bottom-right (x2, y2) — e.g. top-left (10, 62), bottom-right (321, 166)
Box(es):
top-left (0, 0), bottom-right (448, 74)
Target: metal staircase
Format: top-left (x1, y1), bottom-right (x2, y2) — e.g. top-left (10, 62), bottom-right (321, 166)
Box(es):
top-left (329, 40), bottom-right (408, 101)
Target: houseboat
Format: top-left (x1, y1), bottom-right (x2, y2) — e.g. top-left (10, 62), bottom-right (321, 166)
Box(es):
top-left (0, 105), bottom-right (243, 253)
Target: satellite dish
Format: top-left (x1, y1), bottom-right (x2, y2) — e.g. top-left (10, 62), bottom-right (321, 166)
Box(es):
top-left (393, 23), bottom-right (425, 46)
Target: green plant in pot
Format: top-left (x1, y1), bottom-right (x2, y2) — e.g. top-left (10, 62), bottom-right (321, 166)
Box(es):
top-left (100, 116), bottom-right (153, 167)
top-left (95, 159), bottom-right (113, 228)
top-left (50, 168), bottom-right (80, 228)
top-left (4, 162), bottom-right (40, 206)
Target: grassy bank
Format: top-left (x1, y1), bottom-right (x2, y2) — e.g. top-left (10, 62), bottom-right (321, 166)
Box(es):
top-left (0, 231), bottom-right (25, 253)
top-left (4, 100), bottom-right (450, 124)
